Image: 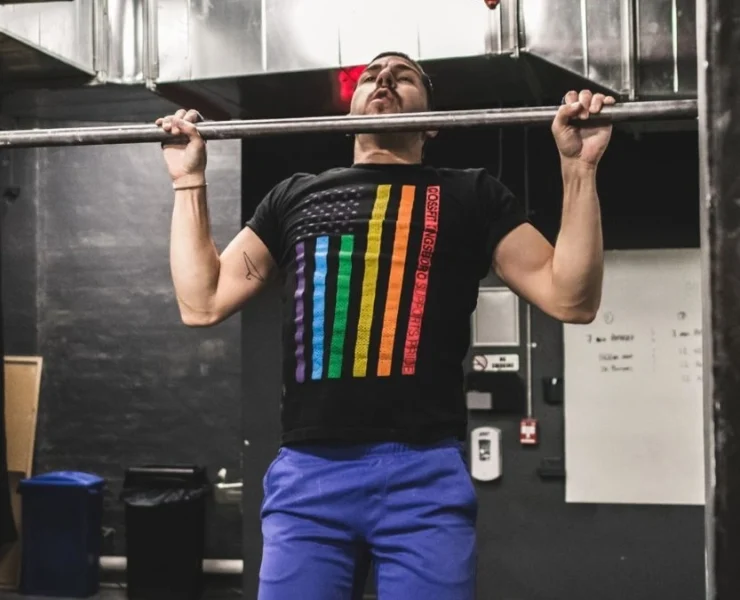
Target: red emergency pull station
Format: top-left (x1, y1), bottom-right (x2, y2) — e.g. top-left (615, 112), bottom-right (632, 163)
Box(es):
top-left (484, 0), bottom-right (501, 8)
top-left (520, 418), bottom-right (538, 446)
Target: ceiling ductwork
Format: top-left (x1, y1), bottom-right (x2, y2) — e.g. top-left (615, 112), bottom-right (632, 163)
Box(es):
top-left (0, 0), bottom-right (697, 122)
top-left (0, 1), bottom-right (75, 4)
top-left (0, 0), bottom-right (95, 86)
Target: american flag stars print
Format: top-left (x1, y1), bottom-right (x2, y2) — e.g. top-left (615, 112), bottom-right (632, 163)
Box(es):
top-left (293, 186), bottom-right (367, 241)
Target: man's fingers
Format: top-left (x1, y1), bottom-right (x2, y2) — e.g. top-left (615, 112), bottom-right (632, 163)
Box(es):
top-left (168, 117), bottom-right (204, 148)
top-left (589, 93), bottom-right (605, 114)
top-left (559, 90), bottom-right (591, 123)
top-left (563, 90), bottom-right (578, 105)
top-left (578, 90), bottom-right (593, 110)
top-left (184, 109), bottom-right (204, 123)
top-left (553, 101), bottom-right (583, 129)
top-left (156, 108), bottom-right (203, 134)
top-left (157, 115), bottom-right (175, 132)
top-left (157, 108), bottom-right (206, 151)
top-left (175, 117), bottom-right (199, 136)
top-left (559, 90), bottom-right (619, 120)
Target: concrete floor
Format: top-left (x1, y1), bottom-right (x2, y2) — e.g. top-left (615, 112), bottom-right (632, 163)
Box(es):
top-left (0, 592), bottom-right (127, 600)
top-left (0, 586), bottom-right (243, 599)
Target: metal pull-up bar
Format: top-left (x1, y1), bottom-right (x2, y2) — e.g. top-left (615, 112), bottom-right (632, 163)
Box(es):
top-left (0, 99), bottom-right (697, 149)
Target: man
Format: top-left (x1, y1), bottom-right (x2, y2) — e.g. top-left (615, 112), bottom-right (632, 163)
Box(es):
top-left (157, 51), bottom-right (612, 599)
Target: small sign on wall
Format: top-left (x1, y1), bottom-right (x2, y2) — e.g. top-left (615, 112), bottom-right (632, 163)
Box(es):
top-left (472, 354), bottom-right (520, 373)
top-left (472, 287), bottom-right (520, 347)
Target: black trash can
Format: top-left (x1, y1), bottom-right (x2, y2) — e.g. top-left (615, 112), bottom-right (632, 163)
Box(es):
top-left (120, 465), bottom-right (210, 600)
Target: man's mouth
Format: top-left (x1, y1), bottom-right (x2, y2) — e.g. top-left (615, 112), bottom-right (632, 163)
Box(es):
top-left (370, 89), bottom-right (396, 104)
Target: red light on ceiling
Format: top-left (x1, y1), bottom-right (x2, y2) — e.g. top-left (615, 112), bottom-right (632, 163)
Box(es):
top-left (484, 0), bottom-right (500, 7)
top-left (338, 65), bottom-right (366, 103)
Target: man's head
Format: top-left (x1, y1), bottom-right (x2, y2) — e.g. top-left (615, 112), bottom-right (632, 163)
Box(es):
top-left (349, 52), bottom-right (437, 161)
top-left (350, 52), bottom-right (434, 117)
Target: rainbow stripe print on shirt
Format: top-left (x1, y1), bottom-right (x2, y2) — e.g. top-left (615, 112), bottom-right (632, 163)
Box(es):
top-left (292, 183), bottom-right (441, 383)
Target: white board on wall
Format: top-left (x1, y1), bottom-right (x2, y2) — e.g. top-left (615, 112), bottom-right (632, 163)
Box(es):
top-left (563, 249), bottom-right (705, 505)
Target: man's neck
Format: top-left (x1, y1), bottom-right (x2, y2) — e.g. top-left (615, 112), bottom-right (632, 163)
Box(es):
top-left (353, 135), bottom-right (423, 165)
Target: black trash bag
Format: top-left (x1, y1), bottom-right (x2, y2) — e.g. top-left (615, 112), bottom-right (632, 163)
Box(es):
top-left (120, 466), bottom-right (210, 600)
top-left (120, 465), bottom-right (211, 507)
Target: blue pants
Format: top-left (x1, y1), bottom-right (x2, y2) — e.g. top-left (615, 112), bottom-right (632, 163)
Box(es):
top-left (258, 439), bottom-right (478, 600)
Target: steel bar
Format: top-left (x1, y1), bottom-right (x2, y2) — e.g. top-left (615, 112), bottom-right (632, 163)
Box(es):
top-left (698, 0), bottom-right (740, 596)
top-left (0, 99), bottom-right (697, 149)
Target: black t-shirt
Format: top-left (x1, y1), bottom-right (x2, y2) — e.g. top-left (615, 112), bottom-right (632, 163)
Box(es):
top-left (246, 163), bottom-right (527, 445)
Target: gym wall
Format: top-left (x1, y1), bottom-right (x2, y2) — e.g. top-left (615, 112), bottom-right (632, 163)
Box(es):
top-left (1, 128), bottom-right (37, 358)
top-left (0, 122), bottom-right (243, 560)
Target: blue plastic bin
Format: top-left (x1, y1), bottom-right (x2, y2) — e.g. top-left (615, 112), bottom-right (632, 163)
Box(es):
top-left (18, 471), bottom-right (105, 598)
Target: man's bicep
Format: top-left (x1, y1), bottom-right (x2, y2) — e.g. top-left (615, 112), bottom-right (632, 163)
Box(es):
top-left (492, 223), bottom-right (559, 316)
top-left (212, 226), bottom-right (278, 321)
top-left (206, 173), bottom-right (303, 322)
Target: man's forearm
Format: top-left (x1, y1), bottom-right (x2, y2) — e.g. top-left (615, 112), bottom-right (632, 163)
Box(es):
top-left (551, 161), bottom-right (604, 318)
top-left (169, 185), bottom-right (221, 321)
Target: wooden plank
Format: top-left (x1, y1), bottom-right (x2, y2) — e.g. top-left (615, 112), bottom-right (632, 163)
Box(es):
top-left (4, 356), bottom-right (42, 475)
top-left (0, 356), bottom-right (43, 589)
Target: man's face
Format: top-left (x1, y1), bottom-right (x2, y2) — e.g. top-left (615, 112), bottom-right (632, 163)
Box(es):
top-left (349, 55), bottom-right (430, 116)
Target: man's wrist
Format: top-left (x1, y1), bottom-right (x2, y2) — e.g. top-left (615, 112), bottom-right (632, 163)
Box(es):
top-left (560, 157), bottom-right (597, 182)
top-left (173, 173), bottom-right (207, 189)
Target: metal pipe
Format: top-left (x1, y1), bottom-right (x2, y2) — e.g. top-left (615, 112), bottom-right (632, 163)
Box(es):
top-left (0, 100), bottom-right (698, 149)
top-left (621, 0), bottom-right (637, 100)
top-left (697, 3), bottom-right (715, 598)
top-left (100, 556), bottom-right (243, 575)
top-left (671, 0), bottom-right (680, 93)
top-left (580, 0), bottom-right (590, 77)
top-left (698, 0), bottom-right (740, 595)
top-left (523, 127), bottom-right (534, 419)
top-left (143, 0), bottom-right (160, 84)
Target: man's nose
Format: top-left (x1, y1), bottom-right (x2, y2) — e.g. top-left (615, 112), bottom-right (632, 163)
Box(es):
top-left (377, 68), bottom-right (396, 89)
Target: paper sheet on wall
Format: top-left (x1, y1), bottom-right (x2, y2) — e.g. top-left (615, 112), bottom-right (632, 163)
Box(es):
top-left (563, 249), bottom-right (705, 505)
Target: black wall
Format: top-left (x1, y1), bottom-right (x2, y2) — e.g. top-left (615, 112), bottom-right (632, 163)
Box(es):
top-left (1, 136), bottom-right (38, 356)
top-left (470, 126), bottom-right (703, 600)
top-left (0, 127), bottom-right (244, 559)
top-left (241, 124), bottom-right (704, 600)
